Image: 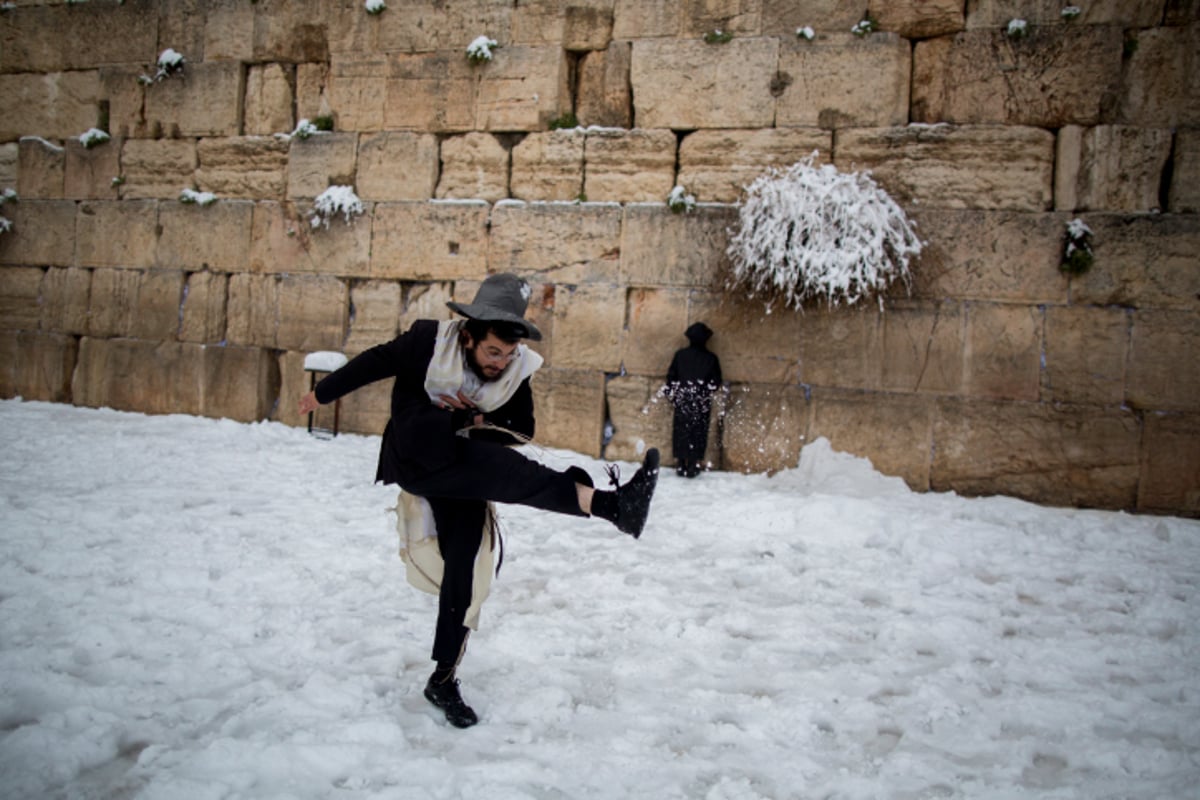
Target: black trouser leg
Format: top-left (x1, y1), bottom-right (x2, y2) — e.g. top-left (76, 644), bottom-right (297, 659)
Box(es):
top-left (427, 497), bottom-right (487, 666)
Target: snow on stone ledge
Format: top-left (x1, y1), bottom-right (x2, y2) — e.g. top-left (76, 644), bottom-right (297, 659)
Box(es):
top-left (303, 351), bottom-right (349, 372)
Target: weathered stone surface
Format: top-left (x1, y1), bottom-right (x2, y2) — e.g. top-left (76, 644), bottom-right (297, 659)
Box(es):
top-left (810, 388), bottom-right (936, 490)
top-left (121, 138), bottom-right (197, 200)
top-left (1056, 126), bottom-right (1173, 212)
top-left (345, 280), bottom-right (401, 355)
top-left (912, 27), bottom-right (1123, 127)
top-left (287, 132), bottom-right (359, 199)
top-left (0, 200), bottom-right (77, 267)
top-left (232, 2), bottom-right (332, 64)
top-left (436, 133), bottom-right (509, 201)
top-left (0, 266), bottom-right (43, 331)
top-left (530, 367), bottom-right (605, 457)
top-left (356, 132), bottom-right (439, 202)
top-left (965, 0), bottom-right (1166, 28)
top-left (798, 306), bottom-right (883, 391)
top-left (86, 268), bottom-right (134, 338)
top-left (400, 281), bottom-right (456, 333)
top-left (489, 201), bottom-right (621, 284)
top-left (143, 62), bottom-right (244, 138)
top-left (722, 382), bottom-right (809, 474)
top-left (1138, 412), bottom-right (1200, 516)
top-left (1120, 23), bottom-right (1200, 127)
top-left (511, 131), bottom-right (585, 201)
top-left (964, 303), bottom-right (1042, 401)
top-left (1170, 128), bottom-right (1200, 213)
top-left (549, 283), bottom-right (624, 370)
top-left (372, 0), bottom-right (514, 52)
top-left (226, 273), bottom-right (279, 348)
top-left (39, 267), bottom-right (91, 335)
top-left (200, 0), bottom-right (255, 61)
top-left (614, 0), bottom-right (765, 38)
top-left (576, 42), bottom-right (632, 128)
top-left (869, 0), bottom-right (963, 38)
top-left (179, 271), bottom-right (228, 344)
top-left (130, 269), bottom-right (186, 340)
top-left (0, 71), bottom-right (101, 142)
top-left (0, 330), bottom-right (76, 403)
top-left (685, 290), bottom-right (801, 385)
top-left (1128, 309), bottom-right (1200, 411)
top-left (620, 204), bottom-right (737, 288)
top-left (200, 342), bottom-right (280, 422)
top-left (760, 0), bottom-right (867, 34)
top-left (276, 274), bottom-right (349, 352)
top-left (244, 63), bottom-right (295, 136)
top-left (99, 66), bottom-right (148, 140)
top-left (384, 52), bottom-right (479, 133)
top-left (604, 374), bottom-right (674, 464)
top-left (909, 210), bottom-right (1069, 304)
top-left (612, 0), bottom-right (679, 39)
top-left (158, 199), bottom-right (254, 271)
top-left (157, 0), bottom-right (208, 65)
top-left (1042, 305), bottom-right (1129, 406)
top-left (776, 33), bottom-right (911, 129)
top-left (881, 301), bottom-right (964, 395)
top-left (1070, 213), bottom-right (1200, 311)
top-left (932, 398), bottom-right (1140, 509)
top-left (584, 129), bottom-right (675, 203)
top-left (17, 137), bottom-right (64, 199)
top-left (0, 0), bottom-right (157, 72)
top-left (296, 63), bottom-right (331, 123)
top-left (622, 287), bottom-right (691, 377)
top-left (371, 201), bottom-right (490, 281)
top-left (249, 200), bottom-right (373, 277)
top-left (836, 125), bottom-right (1055, 212)
top-left (195, 136), bottom-right (289, 200)
top-left (678, 128), bottom-right (830, 203)
top-left (0, 142), bottom-right (16, 186)
top-left (64, 138), bottom-right (120, 200)
top-left (76, 200), bottom-right (158, 269)
top-left (476, 46), bottom-right (572, 131)
top-left (512, 0), bottom-right (616, 49)
top-left (325, 53), bottom-right (389, 132)
top-left (631, 38), bottom-right (779, 129)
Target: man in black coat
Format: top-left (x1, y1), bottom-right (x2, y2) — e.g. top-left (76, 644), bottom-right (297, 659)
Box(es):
top-left (665, 322), bottom-right (723, 478)
top-left (298, 273), bottom-right (659, 728)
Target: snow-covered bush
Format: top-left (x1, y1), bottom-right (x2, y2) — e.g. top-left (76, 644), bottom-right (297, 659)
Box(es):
top-left (796, 26), bottom-right (815, 41)
top-left (140, 48), bottom-right (186, 85)
top-left (179, 188), bottom-right (217, 206)
top-left (0, 188), bottom-right (16, 236)
top-left (365, 0), bottom-right (386, 14)
top-left (1061, 6), bottom-right (1082, 20)
top-left (78, 128), bottom-right (110, 149)
top-left (725, 153), bottom-right (922, 310)
top-left (310, 185), bottom-right (364, 229)
top-left (667, 185), bottom-right (696, 214)
top-left (1006, 19), bottom-right (1028, 38)
top-left (466, 36), bottom-right (497, 64)
top-left (851, 17), bottom-right (876, 36)
top-left (1061, 218), bottom-right (1094, 275)
top-left (703, 29), bottom-right (733, 44)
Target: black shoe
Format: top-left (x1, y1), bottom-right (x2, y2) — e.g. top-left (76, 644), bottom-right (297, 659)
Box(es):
top-left (606, 448), bottom-right (660, 539)
top-left (424, 675), bottom-right (479, 728)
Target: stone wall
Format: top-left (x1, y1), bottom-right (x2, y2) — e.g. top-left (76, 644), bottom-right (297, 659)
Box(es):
top-left (0, 0), bottom-right (1196, 516)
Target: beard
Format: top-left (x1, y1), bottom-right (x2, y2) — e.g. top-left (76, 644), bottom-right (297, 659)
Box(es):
top-left (465, 344), bottom-right (503, 382)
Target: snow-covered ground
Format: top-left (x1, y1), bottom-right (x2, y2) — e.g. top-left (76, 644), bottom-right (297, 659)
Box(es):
top-left (1, 398), bottom-right (1197, 799)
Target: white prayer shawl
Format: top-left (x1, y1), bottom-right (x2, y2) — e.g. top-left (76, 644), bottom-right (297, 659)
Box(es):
top-left (423, 318), bottom-right (543, 412)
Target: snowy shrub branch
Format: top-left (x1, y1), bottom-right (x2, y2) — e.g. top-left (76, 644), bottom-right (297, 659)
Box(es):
top-left (466, 36), bottom-right (498, 64)
top-left (1061, 218), bottom-right (1094, 275)
top-left (139, 48), bottom-right (186, 85)
top-left (310, 186), bottom-right (364, 229)
top-left (725, 153), bottom-right (922, 310)
top-left (0, 188), bottom-right (16, 235)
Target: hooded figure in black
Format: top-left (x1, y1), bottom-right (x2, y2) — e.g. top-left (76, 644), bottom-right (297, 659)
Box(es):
top-left (665, 322), bottom-right (723, 478)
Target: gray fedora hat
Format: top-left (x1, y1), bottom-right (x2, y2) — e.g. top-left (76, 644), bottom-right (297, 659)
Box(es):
top-left (446, 273), bottom-right (542, 341)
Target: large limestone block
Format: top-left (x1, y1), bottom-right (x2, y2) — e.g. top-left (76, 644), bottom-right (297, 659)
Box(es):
top-left (296, 63), bottom-right (331, 123)
top-left (237, 3), bottom-right (331, 64)
top-left (370, 201), bottom-right (490, 281)
top-left (143, 62), bottom-right (244, 138)
top-left (0, 142), bottom-right (16, 186)
top-left (156, 0), bottom-right (206, 69)
top-left (909, 209), bottom-right (1069, 304)
top-left (810, 388), bottom-right (935, 490)
top-left (475, 46), bottom-right (572, 131)
top-left (179, 271), bottom-right (228, 344)
top-left (678, 128), bottom-right (831, 203)
top-left (933, 397), bottom-right (1141, 509)
top-left (249, 200), bottom-right (373, 277)
top-left (869, 0), bottom-right (964, 38)
top-left (86, 268), bottom-right (142, 338)
top-left (195, 136), bottom-right (289, 200)
top-left (76, 199), bottom-right (158, 269)
top-left (345, 280), bottom-right (401, 355)
top-left (614, 0), bottom-right (764, 39)
top-left (631, 38), bottom-right (779, 129)
top-left (912, 27), bottom-right (1123, 127)
top-left (488, 201), bottom-right (621, 284)
top-left (200, 0), bottom-right (255, 61)
top-left (436, 133), bottom-right (509, 202)
top-left (760, 0), bottom-right (870, 35)
top-left (964, 303), bottom-right (1042, 401)
top-left (17, 137), bottom-right (64, 199)
top-left (0, 266), bottom-right (43, 331)
top-left (356, 132), bottom-right (439, 202)
top-left (73, 337), bottom-right (200, 416)
top-left (550, 283), bottom-right (625, 371)
top-left (529, 367), bottom-right (605, 457)
top-left (511, 131), bottom-right (585, 201)
top-left (604, 374), bottom-right (674, 464)
top-left (620, 203), bottom-right (737, 288)
top-left (835, 125), bottom-right (1055, 212)
top-left (797, 306), bottom-right (883, 391)
top-left (325, 53), bottom-right (390, 132)
top-left (0, 0), bottom-right (158, 73)
top-left (1170, 129), bottom-right (1200, 213)
top-left (965, 0), bottom-right (1166, 28)
top-left (775, 33), bottom-right (911, 129)
top-left (130, 269), bottom-right (186, 340)
top-left (276, 274), bottom-right (349, 352)
top-left (0, 71), bottom-right (101, 142)
top-left (881, 301), bottom-right (964, 395)
top-left (1056, 126), bottom-right (1173, 213)
top-left (1128, 310), bottom-right (1200, 412)
top-left (244, 64), bottom-right (295, 136)
top-left (1138, 413), bottom-right (1200, 516)
top-left (1042, 305), bottom-right (1128, 406)
top-left (64, 137), bottom-right (120, 200)
top-left (373, 0), bottom-right (514, 52)
top-left (512, 0), bottom-right (616, 49)
top-left (384, 52), bottom-right (479, 133)
top-left (1120, 23), bottom-right (1200, 127)
top-left (1070, 213), bottom-right (1200, 311)
top-left (99, 66), bottom-right (149, 139)
top-left (39, 267), bottom-right (91, 335)
top-left (576, 42), bottom-right (632, 128)
top-left (722, 382), bottom-right (809, 474)
top-left (121, 138), bottom-right (197, 200)
top-left (287, 132), bottom-right (359, 199)
top-left (226, 273), bottom-right (279, 347)
top-left (200, 343), bottom-right (279, 422)
top-left (158, 199), bottom-right (254, 271)
top-left (0, 330), bottom-right (77, 403)
top-left (612, 0), bottom-right (681, 37)
top-left (622, 287), bottom-right (691, 377)
top-left (584, 129), bottom-right (675, 203)
top-left (686, 290), bottom-right (802, 385)
top-left (0, 200), bottom-right (77, 267)
top-left (400, 281), bottom-right (457, 333)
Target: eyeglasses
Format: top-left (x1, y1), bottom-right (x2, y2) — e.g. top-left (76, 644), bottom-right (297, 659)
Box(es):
top-left (477, 345), bottom-right (517, 365)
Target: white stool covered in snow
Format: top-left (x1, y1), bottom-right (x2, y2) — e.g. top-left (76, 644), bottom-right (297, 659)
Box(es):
top-left (304, 351), bottom-right (349, 437)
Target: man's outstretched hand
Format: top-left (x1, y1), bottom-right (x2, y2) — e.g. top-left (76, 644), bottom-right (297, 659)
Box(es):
top-left (298, 391), bottom-right (320, 416)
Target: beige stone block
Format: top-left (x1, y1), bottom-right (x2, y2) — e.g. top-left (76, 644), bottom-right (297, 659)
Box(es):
top-left (1165, 2), bottom-right (1200, 24)
top-left (345, 280), bottom-right (401, 355)
top-left (276, 274), bottom-right (349, 352)
top-left (0, 71), bottom-right (101, 142)
top-left (631, 37), bottom-right (778, 129)
top-left (249, 200), bottom-right (373, 278)
top-left (121, 139), bottom-right (197, 200)
top-left (1121, 24), bottom-right (1200, 127)
top-left (87, 268), bottom-right (141, 338)
top-left (374, 0), bottom-right (514, 52)
top-left (965, 0), bottom-right (1165, 28)
top-left (76, 200), bottom-right (158, 269)
top-left (620, 203), bottom-right (737, 288)
top-left (325, 53), bottom-right (389, 132)
top-left (760, 0), bottom-right (868, 34)
top-left (0, 0), bottom-right (158, 72)
top-left (399, 281), bottom-right (456, 333)
top-left (776, 33), bottom-right (911, 129)
top-left (157, 0), bottom-right (207, 65)
top-left (39, 267), bottom-right (91, 335)
top-left (868, 0), bottom-right (963, 38)
top-left (550, 283), bottom-right (625, 371)
top-left (678, 128), bottom-right (831, 203)
top-left (622, 287), bottom-right (691, 376)
top-left (722, 382), bottom-right (809, 474)
top-left (1042, 305), bottom-right (1128, 406)
top-left (476, 46), bottom-right (572, 132)
top-left (963, 303), bottom-right (1041, 401)
top-left (679, 0), bottom-right (763, 37)
top-left (529, 367), bottom-right (605, 457)
top-left (511, 131), bottom-right (585, 201)
top-left (64, 138), bottom-right (120, 200)
top-left (0, 200), bottom-right (77, 267)
top-left (296, 63), bottom-right (332, 123)
top-left (604, 374), bottom-right (674, 464)
top-left (881, 301), bottom-right (964, 395)
top-left (17, 137), bottom-right (65, 199)
top-left (195, 136), bottom-right (289, 200)
top-left (512, 0), bottom-right (615, 48)
top-left (488, 201), bottom-right (622, 284)
top-left (1138, 412), bottom-right (1200, 516)
top-left (356, 132), bottom-right (439, 202)
top-left (436, 133), bottom-right (509, 202)
top-left (612, 0), bottom-right (683, 38)
top-left (158, 199), bottom-right (253, 272)
top-left (371, 201), bottom-right (490, 281)
top-left (576, 42), bottom-right (632, 129)
top-left (200, 0), bottom-right (254, 61)
top-left (836, 125), bottom-right (1055, 212)
top-left (99, 66), bottom-right (149, 140)
top-left (200, 343), bottom-right (279, 422)
top-left (685, 290), bottom-right (800, 385)
top-left (0, 266), bottom-right (43, 331)
top-left (226, 273), bottom-right (279, 348)
top-left (143, 62), bottom-right (244, 138)
top-left (131, 269), bottom-right (186, 340)
top-left (1056, 126), bottom-right (1173, 213)
top-left (1128, 310), bottom-right (1200, 412)
top-left (329, 376), bottom-right (393, 437)
top-left (810, 388), bottom-right (935, 490)
top-left (909, 209), bottom-right (1069, 304)
top-left (244, 64), bottom-right (295, 136)
top-left (384, 52), bottom-right (479, 133)
top-left (179, 271), bottom-right (228, 344)
top-left (72, 337), bottom-right (202, 416)
top-left (0, 143), bottom-right (17, 187)
top-left (287, 132), bottom-right (359, 199)
top-left (325, 0), bottom-right (380, 56)
top-left (244, 3), bottom-right (333, 64)
top-left (912, 27), bottom-right (1123, 127)
top-left (1170, 128), bottom-right (1200, 213)
top-left (0, 330), bottom-right (77, 403)
top-left (798, 305), bottom-right (883, 391)
top-left (584, 129), bottom-right (676, 203)
top-left (1071, 213), bottom-right (1200, 311)
top-left (932, 398), bottom-right (1140, 509)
